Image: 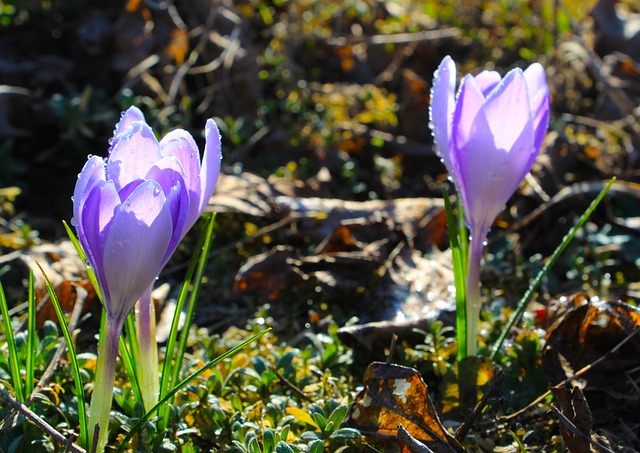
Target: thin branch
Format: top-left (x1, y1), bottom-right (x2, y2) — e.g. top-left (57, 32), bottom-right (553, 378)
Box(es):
top-left (0, 383), bottom-right (86, 453)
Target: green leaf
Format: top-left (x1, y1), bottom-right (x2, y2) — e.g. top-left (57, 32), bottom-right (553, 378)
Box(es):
top-left (443, 188), bottom-right (468, 360)
top-left (0, 280), bottom-right (24, 402)
top-left (312, 412), bottom-right (327, 432)
top-left (308, 440), bottom-right (324, 453)
top-left (326, 404), bottom-right (348, 433)
top-left (330, 427), bottom-right (361, 439)
top-left (35, 261), bottom-right (88, 449)
top-left (263, 429), bottom-right (276, 453)
top-left (116, 327), bottom-right (271, 452)
top-left (275, 442), bottom-right (294, 453)
top-left (25, 271), bottom-right (36, 400)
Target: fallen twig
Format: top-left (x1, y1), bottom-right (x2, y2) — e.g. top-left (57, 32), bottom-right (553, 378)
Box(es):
top-left (0, 383), bottom-right (86, 453)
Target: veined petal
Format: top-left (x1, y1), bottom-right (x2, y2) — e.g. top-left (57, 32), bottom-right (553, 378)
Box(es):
top-left (159, 132), bottom-right (202, 227)
top-left (106, 122), bottom-right (162, 191)
top-left (429, 55), bottom-right (457, 169)
top-left (473, 70), bottom-right (501, 97)
top-left (73, 156), bottom-right (105, 225)
top-left (162, 180), bottom-right (190, 264)
top-left (524, 64), bottom-right (550, 151)
top-left (108, 106), bottom-right (146, 155)
top-left (457, 101), bottom-right (535, 236)
top-left (78, 179), bottom-right (120, 303)
top-left (530, 91), bottom-right (550, 151)
top-left (482, 69), bottom-right (531, 153)
top-left (102, 180), bottom-right (173, 323)
top-left (198, 119), bottom-right (222, 216)
top-left (452, 74), bottom-right (487, 152)
top-left (145, 158), bottom-right (190, 258)
top-left (523, 63), bottom-right (548, 101)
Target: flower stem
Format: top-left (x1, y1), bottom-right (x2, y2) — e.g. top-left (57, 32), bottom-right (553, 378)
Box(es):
top-left (465, 235), bottom-right (484, 357)
top-left (135, 285), bottom-right (159, 412)
top-left (88, 315), bottom-right (123, 453)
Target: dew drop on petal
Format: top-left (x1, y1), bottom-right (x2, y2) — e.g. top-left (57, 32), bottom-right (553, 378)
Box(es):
top-left (153, 186), bottom-right (161, 196)
top-left (129, 148), bottom-right (135, 154)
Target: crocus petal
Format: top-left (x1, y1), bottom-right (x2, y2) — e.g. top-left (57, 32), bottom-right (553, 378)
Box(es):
top-left (452, 74), bottom-right (487, 152)
top-left (524, 64), bottom-right (550, 151)
top-left (199, 119), bottom-right (222, 215)
top-left (145, 157), bottom-right (190, 259)
top-left (159, 132), bottom-right (202, 228)
top-left (451, 73), bottom-right (487, 212)
top-left (102, 180), bottom-right (173, 323)
top-left (482, 69), bottom-right (531, 152)
top-left (108, 106), bottom-right (146, 155)
top-left (473, 70), bottom-right (501, 97)
top-left (106, 122), bottom-right (162, 191)
top-left (457, 99), bottom-right (535, 238)
top-left (73, 156), bottom-right (105, 225)
top-left (523, 63), bottom-right (548, 101)
top-left (79, 180), bottom-right (120, 302)
top-left (429, 55), bottom-right (457, 171)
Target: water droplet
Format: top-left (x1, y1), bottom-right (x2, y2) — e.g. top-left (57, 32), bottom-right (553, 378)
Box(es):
top-left (129, 148), bottom-right (135, 154)
top-left (153, 186), bottom-right (161, 196)
top-left (108, 137), bottom-right (114, 145)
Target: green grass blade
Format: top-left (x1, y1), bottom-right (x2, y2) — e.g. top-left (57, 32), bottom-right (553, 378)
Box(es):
top-left (35, 261), bottom-right (88, 448)
top-left (122, 313), bottom-right (143, 409)
top-left (160, 215), bottom-right (214, 428)
top-left (63, 220), bottom-right (103, 303)
top-left (457, 196), bottom-right (468, 271)
top-left (443, 188), bottom-right (468, 360)
top-left (158, 215), bottom-right (211, 426)
top-left (25, 270), bottom-right (36, 400)
top-left (116, 327), bottom-right (270, 452)
top-left (119, 319), bottom-right (144, 407)
top-left (490, 178), bottom-right (616, 359)
top-left (171, 214), bottom-right (216, 390)
top-left (0, 280), bottom-right (25, 402)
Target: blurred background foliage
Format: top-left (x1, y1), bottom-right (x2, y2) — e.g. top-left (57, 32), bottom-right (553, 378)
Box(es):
top-left (1, 0), bottom-right (636, 228)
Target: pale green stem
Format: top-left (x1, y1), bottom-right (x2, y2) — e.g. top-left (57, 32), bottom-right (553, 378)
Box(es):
top-left (135, 285), bottom-right (159, 411)
top-left (465, 234), bottom-right (484, 357)
top-left (88, 316), bottom-right (123, 453)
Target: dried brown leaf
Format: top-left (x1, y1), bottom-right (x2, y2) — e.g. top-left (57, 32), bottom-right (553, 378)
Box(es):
top-left (348, 362), bottom-right (464, 453)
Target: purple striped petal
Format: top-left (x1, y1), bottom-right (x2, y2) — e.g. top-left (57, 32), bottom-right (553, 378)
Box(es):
top-left (159, 131), bottom-right (202, 228)
top-left (79, 179), bottom-right (120, 303)
top-left (108, 106), bottom-right (146, 155)
top-left (199, 119), bottom-right (222, 215)
top-left (106, 122), bottom-right (162, 191)
top-left (73, 156), bottom-right (105, 226)
top-left (429, 56), bottom-right (457, 174)
top-left (102, 180), bottom-right (173, 323)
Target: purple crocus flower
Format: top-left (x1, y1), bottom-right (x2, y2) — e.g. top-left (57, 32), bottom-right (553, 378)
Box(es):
top-left (73, 107), bottom-right (221, 451)
top-left (72, 106), bottom-right (221, 326)
top-left (429, 55), bottom-right (549, 356)
top-left (429, 55), bottom-right (550, 244)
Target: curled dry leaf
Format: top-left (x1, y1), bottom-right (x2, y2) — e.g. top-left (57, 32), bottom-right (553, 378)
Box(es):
top-left (348, 362), bottom-right (464, 453)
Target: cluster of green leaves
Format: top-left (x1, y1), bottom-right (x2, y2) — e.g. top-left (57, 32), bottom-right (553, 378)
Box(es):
top-left (0, 289), bottom-right (361, 452)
